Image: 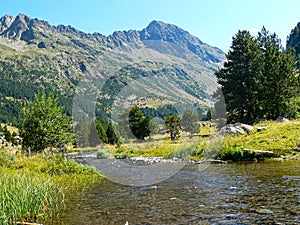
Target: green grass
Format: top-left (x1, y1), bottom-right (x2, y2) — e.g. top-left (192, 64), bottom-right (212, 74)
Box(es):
top-left (0, 151), bottom-right (104, 224)
top-left (100, 120), bottom-right (300, 162)
top-left (220, 120), bottom-right (300, 157)
top-left (0, 170), bottom-right (64, 225)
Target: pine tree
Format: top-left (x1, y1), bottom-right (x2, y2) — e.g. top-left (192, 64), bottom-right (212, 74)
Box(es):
top-left (216, 28), bottom-right (300, 124)
top-left (106, 123), bottom-right (119, 145)
top-left (74, 121), bottom-right (90, 148)
top-left (216, 30), bottom-right (261, 124)
top-left (129, 106), bottom-right (150, 140)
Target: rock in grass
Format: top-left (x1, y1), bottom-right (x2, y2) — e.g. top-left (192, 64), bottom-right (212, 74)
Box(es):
top-left (220, 123), bottom-right (254, 136)
top-left (255, 208), bottom-right (273, 214)
top-left (243, 148), bottom-right (274, 157)
top-left (275, 116), bottom-right (289, 122)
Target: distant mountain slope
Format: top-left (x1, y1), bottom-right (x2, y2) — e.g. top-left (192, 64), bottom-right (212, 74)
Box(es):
top-left (0, 14), bottom-right (225, 125)
top-left (287, 22), bottom-right (300, 64)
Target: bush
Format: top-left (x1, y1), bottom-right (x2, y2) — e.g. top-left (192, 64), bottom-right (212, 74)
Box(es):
top-left (218, 146), bottom-right (244, 161)
top-left (96, 149), bottom-right (111, 159)
top-left (114, 146), bottom-right (134, 159)
top-left (0, 150), bottom-right (14, 167)
top-left (167, 144), bottom-right (196, 159)
top-left (41, 154), bottom-right (98, 175)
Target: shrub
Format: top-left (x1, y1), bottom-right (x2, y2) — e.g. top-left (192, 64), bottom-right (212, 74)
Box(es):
top-left (218, 146), bottom-right (244, 161)
top-left (167, 143), bottom-right (196, 159)
top-left (0, 150), bottom-right (14, 167)
top-left (96, 149), bottom-right (111, 159)
top-left (114, 146), bottom-right (134, 159)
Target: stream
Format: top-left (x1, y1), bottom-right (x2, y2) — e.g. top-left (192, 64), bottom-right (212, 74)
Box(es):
top-left (55, 160), bottom-right (300, 224)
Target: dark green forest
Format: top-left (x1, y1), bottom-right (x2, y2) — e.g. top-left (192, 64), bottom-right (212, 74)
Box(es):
top-left (215, 27), bottom-right (300, 124)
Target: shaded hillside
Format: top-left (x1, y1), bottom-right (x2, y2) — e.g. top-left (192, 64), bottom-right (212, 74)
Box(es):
top-left (287, 22), bottom-right (300, 67)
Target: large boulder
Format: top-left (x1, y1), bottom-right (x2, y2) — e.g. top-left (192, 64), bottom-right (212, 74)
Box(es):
top-left (220, 123), bottom-right (254, 136)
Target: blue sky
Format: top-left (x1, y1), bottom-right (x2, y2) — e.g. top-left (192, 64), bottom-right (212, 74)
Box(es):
top-left (0, 0), bottom-right (299, 52)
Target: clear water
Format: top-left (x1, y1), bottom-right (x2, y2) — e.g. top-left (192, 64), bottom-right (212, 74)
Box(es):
top-left (53, 161), bottom-right (300, 225)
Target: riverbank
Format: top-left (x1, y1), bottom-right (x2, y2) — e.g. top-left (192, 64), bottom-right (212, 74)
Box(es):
top-left (218, 119), bottom-right (300, 161)
top-left (82, 119), bottom-right (300, 162)
top-left (0, 151), bottom-right (104, 225)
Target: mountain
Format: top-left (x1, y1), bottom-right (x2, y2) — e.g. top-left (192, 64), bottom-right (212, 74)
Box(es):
top-left (287, 22), bottom-right (300, 62)
top-left (0, 14), bottom-right (225, 125)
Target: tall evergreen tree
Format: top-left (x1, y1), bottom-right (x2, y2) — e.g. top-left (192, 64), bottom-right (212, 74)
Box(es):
top-left (74, 120), bottom-right (90, 148)
top-left (216, 28), bottom-right (300, 124)
top-left (88, 123), bottom-right (100, 147)
top-left (106, 123), bottom-right (119, 145)
top-left (129, 106), bottom-right (150, 140)
top-left (287, 22), bottom-right (300, 68)
top-left (95, 118), bottom-right (108, 144)
top-left (258, 28), bottom-right (300, 119)
top-left (215, 30), bottom-right (261, 124)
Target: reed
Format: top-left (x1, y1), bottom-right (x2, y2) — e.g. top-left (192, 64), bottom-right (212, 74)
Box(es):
top-left (0, 170), bottom-right (64, 225)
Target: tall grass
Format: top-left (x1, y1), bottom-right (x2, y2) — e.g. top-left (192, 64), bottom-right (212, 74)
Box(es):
top-left (0, 151), bottom-right (103, 224)
top-left (0, 171), bottom-right (64, 225)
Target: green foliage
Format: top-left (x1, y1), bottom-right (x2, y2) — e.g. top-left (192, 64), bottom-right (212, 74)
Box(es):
top-left (164, 115), bottom-right (181, 140)
top-left (221, 120), bottom-right (300, 157)
top-left (167, 142), bottom-right (196, 159)
top-left (40, 154), bottom-right (98, 175)
top-left (287, 22), bottom-right (300, 68)
top-left (0, 152), bottom-right (102, 225)
top-left (182, 109), bottom-right (200, 137)
top-left (217, 146), bottom-right (245, 161)
top-left (19, 91), bottom-right (73, 153)
top-left (216, 28), bottom-right (300, 124)
top-left (88, 123), bottom-right (101, 147)
top-left (205, 108), bottom-right (212, 121)
top-left (114, 146), bottom-right (134, 159)
top-left (74, 120), bottom-right (90, 148)
top-left (129, 106), bottom-right (150, 140)
top-left (95, 118), bottom-right (108, 144)
top-left (0, 150), bottom-right (14, 167)
top-left (0, 171), bottom-right (64, 225)
top-left (74, 119), bottom-right (112, 147)
top-left (96, 149), bottom-right (111, 159)
top-left (106, 123), bottom-right (119, 145)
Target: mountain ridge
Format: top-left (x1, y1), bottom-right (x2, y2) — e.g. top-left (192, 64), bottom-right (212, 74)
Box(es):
top-left (0, 14), bottom-right (224, 62)
top-left (0, 13), bottom-right (225, 125)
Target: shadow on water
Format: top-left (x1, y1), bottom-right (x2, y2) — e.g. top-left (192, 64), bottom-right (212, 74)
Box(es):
top-left (53, 161), bottom-right (300, 225)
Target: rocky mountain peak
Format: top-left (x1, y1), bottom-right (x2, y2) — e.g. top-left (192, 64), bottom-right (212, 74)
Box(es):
top-left (140, 20), bottom-right (223, 62)
top-left (1, 13), bottom-right (32, 40)
top-left (0, 14), bottom-right (15, 33)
